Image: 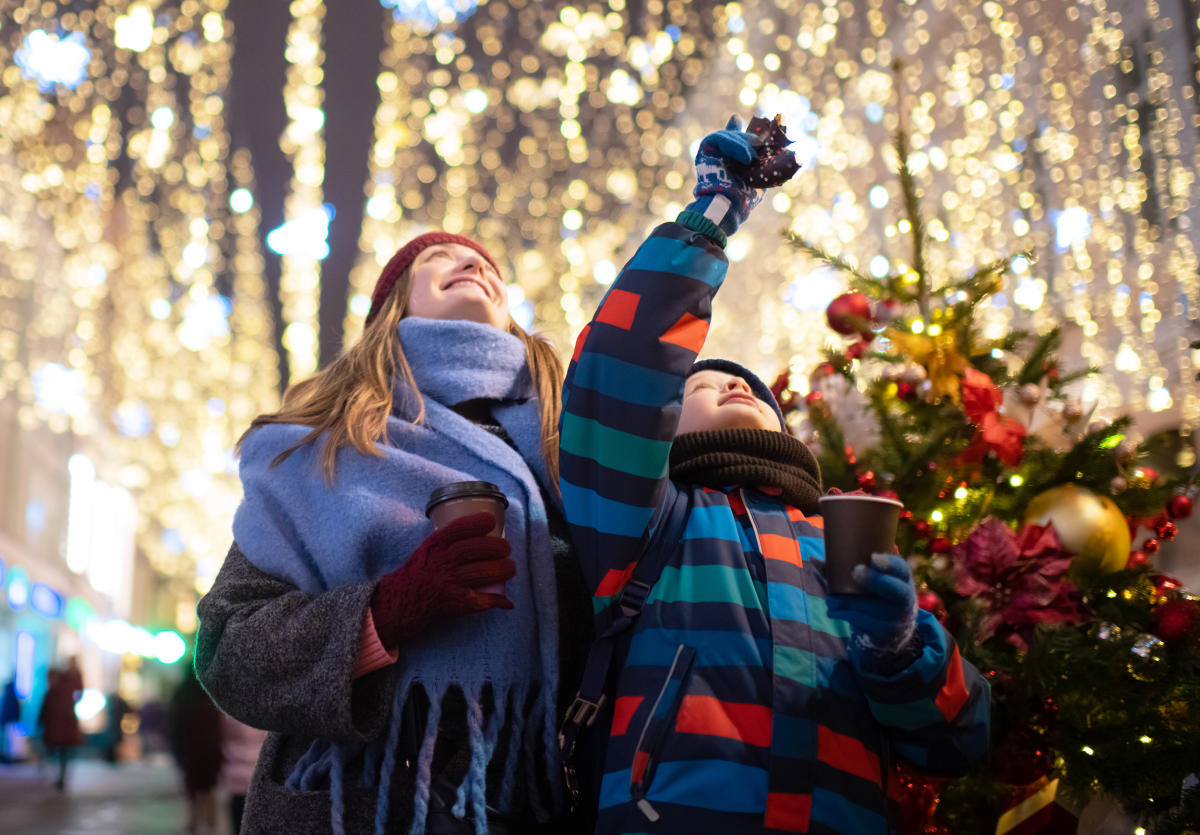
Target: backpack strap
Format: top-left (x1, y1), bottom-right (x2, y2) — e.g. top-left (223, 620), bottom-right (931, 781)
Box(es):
top-left (558, 487), bottom-right (694, 774)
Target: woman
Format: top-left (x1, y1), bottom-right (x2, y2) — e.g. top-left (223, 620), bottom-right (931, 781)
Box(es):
top-left (39, 660), bottom-right (84, 790)
top-left (195, 232), bottom-right (591, 834)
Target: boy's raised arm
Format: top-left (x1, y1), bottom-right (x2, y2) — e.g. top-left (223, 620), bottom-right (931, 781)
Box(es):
top-left (558, 221), bottom-right (728, 612)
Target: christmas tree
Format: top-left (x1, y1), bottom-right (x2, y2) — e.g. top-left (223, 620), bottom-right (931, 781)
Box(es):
top-left (777, 126), bottom-right (1200, 833)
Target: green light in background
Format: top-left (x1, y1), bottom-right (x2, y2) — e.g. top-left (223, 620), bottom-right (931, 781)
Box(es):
top-left (64, 597), bottom-right (95, 632)
top-left (153, 630), bottom-right (187, 665)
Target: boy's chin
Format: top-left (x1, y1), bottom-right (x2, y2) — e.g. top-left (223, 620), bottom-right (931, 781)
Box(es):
top-left (712, 414), bottom-right (778, 433)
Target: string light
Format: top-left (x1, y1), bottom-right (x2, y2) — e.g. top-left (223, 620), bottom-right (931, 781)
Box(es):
top-left (0, 0), bottom-right (277, 591)
top-left (3, 0), bottom-right (1198, 592)
top-left (341, 0), bottom-right (1197, 440)
top-left (277, 0), bottom-right (327, 382)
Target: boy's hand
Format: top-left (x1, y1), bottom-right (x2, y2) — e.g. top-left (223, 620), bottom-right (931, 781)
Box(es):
top-left (689, 116), bottom-right (767, 238)
top-left (827, 552), bottom-right (921, 672)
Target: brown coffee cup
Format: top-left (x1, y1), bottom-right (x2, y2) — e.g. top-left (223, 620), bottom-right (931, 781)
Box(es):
top-left (817, 493), bottom-right (903, 594)
top-left (426, 481), bottom-right (510, 595)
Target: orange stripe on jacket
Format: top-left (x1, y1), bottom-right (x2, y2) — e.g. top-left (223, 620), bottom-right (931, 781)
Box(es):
top-left (594, 560), bottom-right (637, 597)
top-left (818, 725), bottom-right (882, 785)
top-left (595, 288), bottom-right (640, 330)
top-left (936, 644), bottom-right (971, 720)
top-left (571, 324), bottom-right (590, 362)
top-left (727, 492), bottom-right (747, 515)
top-left (759, 532), bottom-right (802, 567)
top-left (659, 312), bottom-right (709, 354)
top-left (675, 695), bottom-right (772, 747)
top-left (610, 696), bottom-right (643, 736)
top-left (764, 792), bottom-right (812, 831)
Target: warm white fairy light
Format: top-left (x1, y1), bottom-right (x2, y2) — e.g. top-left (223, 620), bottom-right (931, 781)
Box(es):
top-left (277, 0), bottom-right (327, 382)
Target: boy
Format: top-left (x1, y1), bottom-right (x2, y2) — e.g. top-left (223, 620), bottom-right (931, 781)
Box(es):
top-left (559, 119), bottom-right (989, 834)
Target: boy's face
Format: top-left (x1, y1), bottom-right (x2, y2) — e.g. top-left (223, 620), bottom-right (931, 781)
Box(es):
top-left (678, 370), bottom-right (781, 435)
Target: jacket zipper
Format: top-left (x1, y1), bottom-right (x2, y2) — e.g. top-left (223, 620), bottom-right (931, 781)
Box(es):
top-left (630, 642), bottom-right (695, 821)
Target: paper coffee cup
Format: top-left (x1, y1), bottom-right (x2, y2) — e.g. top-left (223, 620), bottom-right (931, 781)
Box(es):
top-left (817, 493), bottom-right (903, 594)
top-left (426, 481), bottom-right (510, 595)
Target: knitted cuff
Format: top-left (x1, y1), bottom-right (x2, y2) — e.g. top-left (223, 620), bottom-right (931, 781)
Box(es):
top-left (676, 210), bottom-right (728, 248)
top-left (853, 622), bottom-right (922, 676)
top-left (683, 194), bottom-right (742, 239)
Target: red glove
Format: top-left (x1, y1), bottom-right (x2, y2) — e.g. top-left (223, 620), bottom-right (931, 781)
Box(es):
top-left (370, 512), bottom-right (515, 649)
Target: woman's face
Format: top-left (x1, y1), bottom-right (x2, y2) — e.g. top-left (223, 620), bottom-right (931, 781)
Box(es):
top-left (406, 242), bottom-right (508, 329)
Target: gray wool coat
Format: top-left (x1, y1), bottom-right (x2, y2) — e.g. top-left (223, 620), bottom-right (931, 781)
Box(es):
top-left (195, 544), bottom-right (418, 833)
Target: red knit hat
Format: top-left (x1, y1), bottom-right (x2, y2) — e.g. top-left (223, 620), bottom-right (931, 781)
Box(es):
top-left (365, 232), bottom-right (502, 325)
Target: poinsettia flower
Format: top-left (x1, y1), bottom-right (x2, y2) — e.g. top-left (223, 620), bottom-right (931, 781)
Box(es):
top-left (957, 368), bottom-right (1027, 466)
top-left (952, 518), bottom-right (1085, 648)
top-left (961, 368), bottom-right (1002, 423)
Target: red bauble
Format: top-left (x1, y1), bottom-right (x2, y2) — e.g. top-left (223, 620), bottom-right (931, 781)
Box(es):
top-left (1156, 521), bottom-right (1178, 541)
top-left (1126, 551), bottom-right (1149, 568)
top-left (896, 381), bottom-right (917, 402)
top-left (805, 390), bottom-right (824, 405)
top-left (857, 470), bottom-right (877, 489)
top-left (1166, 494), bottom-right (1194, 520)
top-left (1153, 574), bottom-right (1182, 598)
top-left (1143, 538), bottom-right (1160, 555)
top-left (844, 340), bottom-right (868, 360)
top-left (917, 589), bottom-right (948, 624)
top-left (813, 362), bottom-right (837, 378)
top-left (826, 291), bottom-right (873, 336)
top-left (930, 536), bottom-right (954, 554)
top-left (913, 520), bottom-right (932, 538)
top-left (877, 488), bottom-right (900, 501)
top-left (1153, 598), bottom-right (1200, 642)
top-left (899, 509), bottom-right (914, 521)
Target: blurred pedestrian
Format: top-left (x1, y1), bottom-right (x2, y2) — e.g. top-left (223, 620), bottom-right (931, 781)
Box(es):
top-left (1, 676), bottom-right (20, 762)
top-left (219, 712), bottom-right (267, 834)
top-left (168, 666), bottom-right (223, 834)
top-left (38, 663), bottom-right (84, 790)
top-left (139, 696), bottom-right (166, 756)
top-left (103, 691), bottom-right (130, 764)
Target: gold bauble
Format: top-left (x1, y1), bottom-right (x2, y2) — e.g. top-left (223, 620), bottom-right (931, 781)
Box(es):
top-left (1023, 484), bottom-right (1131, 576)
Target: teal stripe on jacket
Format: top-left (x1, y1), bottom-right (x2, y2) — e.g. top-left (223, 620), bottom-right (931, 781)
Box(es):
top-left (626, 234), bottom-right (726, 288)
top-left (560, 412), bottom-right (671, 479)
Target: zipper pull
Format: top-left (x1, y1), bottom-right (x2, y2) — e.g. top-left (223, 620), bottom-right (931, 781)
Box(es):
top-left (637, 798), bottom-right (661, 822)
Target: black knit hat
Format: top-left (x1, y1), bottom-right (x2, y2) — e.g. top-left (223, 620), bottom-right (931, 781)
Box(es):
top-left (687, 358), bottom-right (785, 430)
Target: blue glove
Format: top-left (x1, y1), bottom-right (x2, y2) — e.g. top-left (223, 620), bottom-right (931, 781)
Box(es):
top-left (684, 116), bottom-right (766, 240)
top-left (826, 552), bottom-right (921, 673)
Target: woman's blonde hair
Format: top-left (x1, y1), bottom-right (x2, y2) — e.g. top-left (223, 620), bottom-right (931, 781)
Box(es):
top-left (238, 262), bottom-right (564, 488)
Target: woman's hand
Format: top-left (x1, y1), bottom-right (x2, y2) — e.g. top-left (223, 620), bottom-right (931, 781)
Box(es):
top-left (370, 512), bottom-right (515, 648)
top-left (826, 552), bottom-right (921, 672)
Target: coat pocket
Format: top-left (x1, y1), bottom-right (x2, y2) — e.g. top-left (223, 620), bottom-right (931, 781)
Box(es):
top-left (629, 643), bottom-right (696, 822)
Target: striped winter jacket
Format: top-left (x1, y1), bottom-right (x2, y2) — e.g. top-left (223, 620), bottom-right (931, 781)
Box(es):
top-left (559, 220), bottom-right (990, 835)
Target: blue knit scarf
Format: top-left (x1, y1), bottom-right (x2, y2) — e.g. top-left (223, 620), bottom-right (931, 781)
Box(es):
top-left (232, 318), bottom-right (563, 835)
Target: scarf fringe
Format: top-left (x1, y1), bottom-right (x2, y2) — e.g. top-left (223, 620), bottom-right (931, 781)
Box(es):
top-left (288, 677), bottom-right (562, 834)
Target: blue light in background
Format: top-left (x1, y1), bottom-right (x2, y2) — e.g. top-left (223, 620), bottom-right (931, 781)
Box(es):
top-left (15, 29), bottom-right (90, 92)
top-left (381, 0), bottom-right (480, 29)
top-left (266, 204), bottom-right (335, 260)
top-left (30, 583), bottom-right (63, 619)
top-left (1053, 207), bottom-right (1092, 251)
top-left (25, 501), bottom-right (45, 535)
top-left (15, 632), bottom-right (35, 699)
top-left (7, 567), bottom-right (29, 610)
